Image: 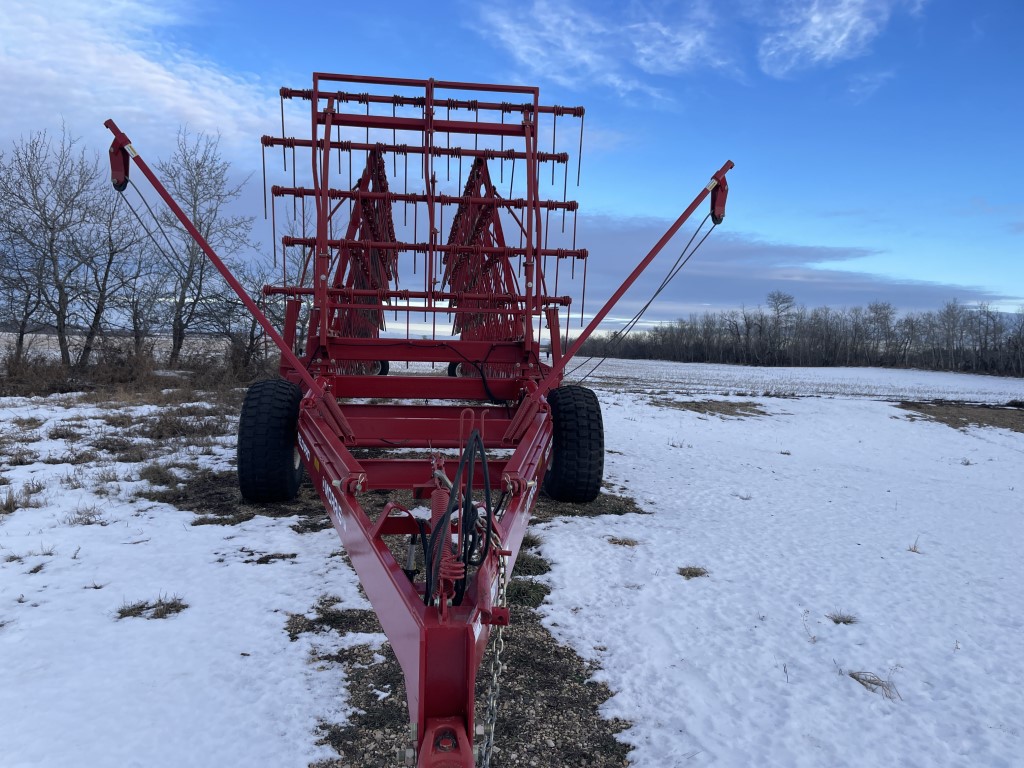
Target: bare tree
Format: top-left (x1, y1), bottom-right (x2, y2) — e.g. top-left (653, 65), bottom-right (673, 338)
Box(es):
top-left (0, 129), bottom-right (99, 366)
top-left (73, 188), bottom-right (148, 368)
top-left (153, 129), bottom-right (253, 366)
top-left (121, 244), bottom-right (165, 360)
top-left (0, 204), bottom-right (46, 366)
top-left (766, 290), bottom-right (796, 365)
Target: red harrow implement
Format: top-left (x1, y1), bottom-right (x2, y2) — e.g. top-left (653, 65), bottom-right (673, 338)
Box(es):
top-left (105, 72), bottom-right (732, 767)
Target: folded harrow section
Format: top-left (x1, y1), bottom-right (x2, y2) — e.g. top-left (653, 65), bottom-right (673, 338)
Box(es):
top-left (262, 73), bottom-right (588, 388)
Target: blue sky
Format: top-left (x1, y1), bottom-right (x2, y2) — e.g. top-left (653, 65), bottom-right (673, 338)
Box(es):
top-left (2, 0), bottom-right (1022, 325)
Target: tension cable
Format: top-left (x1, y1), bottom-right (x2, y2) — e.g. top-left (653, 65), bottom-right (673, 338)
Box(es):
top-left (569, 213), bottom-right (717, 384)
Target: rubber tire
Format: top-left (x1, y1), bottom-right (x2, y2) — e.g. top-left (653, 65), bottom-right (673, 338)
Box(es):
top-left (375, 360), bottom-right (390, 376)
top-left (448, 361), bottom-right (461, 377)
top-left (543, 385), bottom-right (604, 503)
top-left (237, 379), bottom-right (304, 502)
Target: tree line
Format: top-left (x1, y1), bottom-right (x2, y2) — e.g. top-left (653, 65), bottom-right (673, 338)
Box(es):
top-left (0, 127), bottom-right (271, 380)
top-left (579, 291), bottom-right (1024, 377)
top-left (4, 130), bottom-right (1022, 384)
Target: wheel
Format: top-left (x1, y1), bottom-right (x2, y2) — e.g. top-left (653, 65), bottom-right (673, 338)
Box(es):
top-left (237, 379), bottom-right (304, 502)
top-left (448, 361), bottom-right (479, 377)
top-left (374, 360), bottom-right (389, 376)
top-left (543, 385), bottom-right (604, 503)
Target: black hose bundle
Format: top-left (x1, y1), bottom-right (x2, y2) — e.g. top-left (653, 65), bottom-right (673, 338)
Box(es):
top-left (422, 428), bottom-right (494, 606)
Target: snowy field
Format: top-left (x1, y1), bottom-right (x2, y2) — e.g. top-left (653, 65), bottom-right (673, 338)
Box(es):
top-left (1, 362), bottom-right (1023, 767)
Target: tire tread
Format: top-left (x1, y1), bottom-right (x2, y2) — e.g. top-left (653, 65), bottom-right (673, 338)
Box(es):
top-left (237, 379), bottom-right (304, 502)
top-left (544, 385), bottom-right (604, 503)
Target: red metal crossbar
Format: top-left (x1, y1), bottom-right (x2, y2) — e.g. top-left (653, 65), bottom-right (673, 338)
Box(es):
top-left (106, 71), bottom-right (731, 766)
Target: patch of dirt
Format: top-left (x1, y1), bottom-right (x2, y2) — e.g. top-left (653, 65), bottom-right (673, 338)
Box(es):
top-left (898, 400), bottom-right (1024, 434)
top-left (139, 470), bottom-right (332, 533)
top-left (303, 548), bottom-right (630, 768)
top-left (239, 548), bottom-right (298, 565)
top-left (649, 398), bottom-right (767, 418)
top-left (285, 595), bottom-right (382, 642)
top-left (530, 489), bottom-right (648, 523)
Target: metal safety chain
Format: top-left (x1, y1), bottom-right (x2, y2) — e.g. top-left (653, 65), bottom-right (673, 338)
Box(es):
top-left (479, 545), bottom-right (509, 767)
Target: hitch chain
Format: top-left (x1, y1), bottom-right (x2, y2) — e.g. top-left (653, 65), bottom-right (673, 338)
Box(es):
top-left (479, 546), bottom-right (508, 767)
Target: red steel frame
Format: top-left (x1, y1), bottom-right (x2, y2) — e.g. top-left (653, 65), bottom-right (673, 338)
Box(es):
top-left (105, 72), bottom-right (731, 767)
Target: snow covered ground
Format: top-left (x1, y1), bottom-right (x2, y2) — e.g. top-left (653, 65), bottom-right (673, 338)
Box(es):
top-left (556, 361), bottom-right (1024, 767)
top-left (1, 362), bottom-right (1022, 767)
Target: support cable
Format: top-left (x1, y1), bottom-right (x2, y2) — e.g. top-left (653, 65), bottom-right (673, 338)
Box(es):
top-left (122, 178), bottom-right (181, 262)
top-left (567, 214), bottom-right (716, 383)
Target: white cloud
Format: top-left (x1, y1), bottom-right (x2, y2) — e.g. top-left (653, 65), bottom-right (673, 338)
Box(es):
top-left (0, 0), bottom-right (276, 159)
top-left (478, 0), bottom-right (730, 99)
top-left (757, 0), bottom-right (920, 78)
top-left (847, 69), bottom-right (895, 102)
top-left (628, 20), bottom-right (719, 76)
top-left (479, 0), bottom-right (925, 92)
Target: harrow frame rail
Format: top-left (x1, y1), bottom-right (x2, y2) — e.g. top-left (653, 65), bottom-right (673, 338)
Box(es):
top-left (105, 72), bottom-right (731, 768)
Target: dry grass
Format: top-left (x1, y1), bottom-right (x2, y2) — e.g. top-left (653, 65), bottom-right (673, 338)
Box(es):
top-left (848, 670), bottom-right (902, 701)
top-left (6, 445), bottom-right (40, 467)
top-left (22, 478), bottom-right (45, 497)
top-left (1, 483), bottom-right (46, 515)
top-left (802, 609), bottom-right (818, 644)
top-left (137, 463), bottom-right (180, 487)
top-left (94, 466), bottom-right (121, 484)
top-left (520, 532), bottom-right (542, 550)
top-left (132, 411), bottom-right (230, 442)
top-left (899, 400), bottom-right (1024, 435)
top-left (62, 503), bottom-right (107, 527)
top-left (677, 566), bottom-right (709, 580)
top-left (826, 610), bottom-right (858, 625)
top-left (47, 423), bottom-right (83, 441)
top-left (89, 433), bottom-right (133, 454)
top-left (13, 416), bottom-right (45, 430)
top-left (607, 536), bottom-right (639, 547)
top-left (116, 594), bottom-right (188, 620)
top-left (907, 536), bottom-right (923, 554)
top-left (512, 551), bottom-right (551, 577)
top-left (650, 398), bottom-right (767, 419)
top-left (59, 468), bottom-right (85, 490)
top-left (100, 412), bottom-right (135, 430)
top-left (42, 448), bottom-right (99, 466)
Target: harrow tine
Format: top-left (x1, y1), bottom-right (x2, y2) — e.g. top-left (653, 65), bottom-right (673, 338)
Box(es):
top-left (280, 93), bottom-right (287, 171)
top-left (576, 112), bottom-right (584, 185)
top-left (271, 193), bottom-right (277, 270)
top-left (561, 161), bottom-right (568, 232)
top-left (551, 112), bottom-right (557, 185)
